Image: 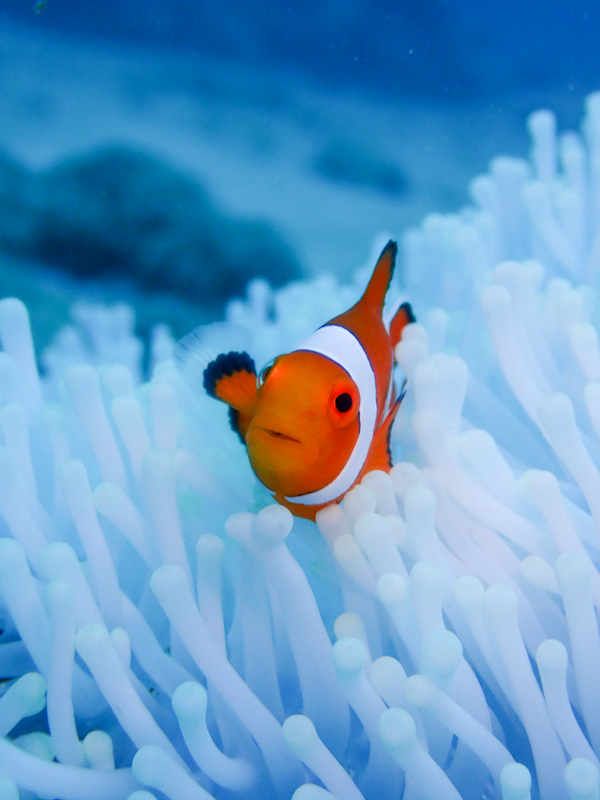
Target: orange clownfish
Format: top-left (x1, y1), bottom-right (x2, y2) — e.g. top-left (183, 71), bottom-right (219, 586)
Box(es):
top-left (203, 240), bottom-right (415, 520)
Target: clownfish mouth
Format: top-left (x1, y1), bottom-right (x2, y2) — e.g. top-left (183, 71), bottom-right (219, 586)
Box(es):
top-left (261, 427), bottom-right (301, 444)
top-left (246, 418), bottom-right (321, 493)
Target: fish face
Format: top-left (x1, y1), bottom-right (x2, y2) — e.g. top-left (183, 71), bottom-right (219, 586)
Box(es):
top-left (245, 350), bottom-right (360, 497)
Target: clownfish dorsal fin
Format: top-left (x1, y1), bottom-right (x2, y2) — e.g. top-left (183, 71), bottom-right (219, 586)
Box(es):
top-left (389, 301), bottom-right (415, 349)
top-left (357, 239), bottom-right (397, 316)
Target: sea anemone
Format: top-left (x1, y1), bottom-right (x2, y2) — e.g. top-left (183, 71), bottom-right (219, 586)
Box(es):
top-left (1, 94), bottom-right (600, 800)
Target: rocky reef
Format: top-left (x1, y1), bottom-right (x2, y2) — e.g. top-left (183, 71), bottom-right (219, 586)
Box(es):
top-left (0, 146), bottom-right (300, 312)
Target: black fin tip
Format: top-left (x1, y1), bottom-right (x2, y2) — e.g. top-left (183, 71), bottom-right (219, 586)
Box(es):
top-left (203, 351), bottom-right (256, 398)
top-left (399, 301), bottom-right (416, 324)
top-left (228, 406), bottom-right (246, 444)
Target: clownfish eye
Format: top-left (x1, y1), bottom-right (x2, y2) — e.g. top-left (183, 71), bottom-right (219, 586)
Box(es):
top-left (328, 383), bottom-right (358, 427)
top-left (258, 359), bottom-right (275, 387)
top-left (335, 392), bottom-right (353, 413)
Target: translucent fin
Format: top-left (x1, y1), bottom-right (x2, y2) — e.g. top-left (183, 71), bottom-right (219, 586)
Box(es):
top-left (175, 322), bottom-right (253, 397)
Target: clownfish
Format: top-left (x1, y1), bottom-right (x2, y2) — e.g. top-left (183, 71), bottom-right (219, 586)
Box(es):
top-left (203, 240), bottom-right (414, 520)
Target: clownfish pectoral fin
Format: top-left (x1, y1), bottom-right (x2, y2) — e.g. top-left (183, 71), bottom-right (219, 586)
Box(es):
top-left (203, 351), bottom-right (258, 441)
top-left (389, 301), bottom-right (416, 349)
top-left (359, 239), bottom-right (398, 314)
top-left (203, 351), bottom-right (257, 404)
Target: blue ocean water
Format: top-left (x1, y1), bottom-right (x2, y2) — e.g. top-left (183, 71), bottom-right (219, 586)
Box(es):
top-left (0, 0), bottom-right (597, 343)
top-left (0, 0), bottom-right (597, 336)
top-left (2, 0), bottom-right (600, 101)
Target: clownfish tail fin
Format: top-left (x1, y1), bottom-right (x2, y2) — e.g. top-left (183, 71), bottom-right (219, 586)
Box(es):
top-left (363, 395), bottom-right (403, 473)
top-left (389, 301), bottom-right (416, 348)
top-left (385, 396), bottom-right (403, 464)
top-left (359, 240), bottom-right (398, 314)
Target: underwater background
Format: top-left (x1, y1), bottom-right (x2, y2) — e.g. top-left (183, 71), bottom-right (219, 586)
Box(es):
top-left (0, 0), bottom-right (598, 345)
top-left (2, 3), bottom-right (600, 800)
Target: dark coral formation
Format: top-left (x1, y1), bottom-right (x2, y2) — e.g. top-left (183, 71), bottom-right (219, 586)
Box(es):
top-left (314, 140), bottom-right (408, 197)
top-left (0, 147), bottom-right (300, 310)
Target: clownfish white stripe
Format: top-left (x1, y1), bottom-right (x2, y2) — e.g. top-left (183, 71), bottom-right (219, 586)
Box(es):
top-left (285, 324), bottom-right (377, 506)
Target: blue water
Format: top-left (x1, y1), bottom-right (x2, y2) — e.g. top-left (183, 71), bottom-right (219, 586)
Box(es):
top-left (2, 0), bottom-right (599, 103)
top-left (0, 0), bottom-right (597, 339)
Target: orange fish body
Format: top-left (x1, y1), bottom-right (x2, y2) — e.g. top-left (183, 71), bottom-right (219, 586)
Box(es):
top-left (203, 240), bottom-right (414, 520)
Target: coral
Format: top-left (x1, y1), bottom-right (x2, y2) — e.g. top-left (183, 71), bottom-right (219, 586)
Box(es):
top-left (0, 147), bottom-right (300, 311)
top-left (1, 93), bottom-right (600, 800)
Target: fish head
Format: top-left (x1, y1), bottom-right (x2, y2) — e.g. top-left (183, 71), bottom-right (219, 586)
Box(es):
top-left (246, 350), bottom-right (360, 497)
